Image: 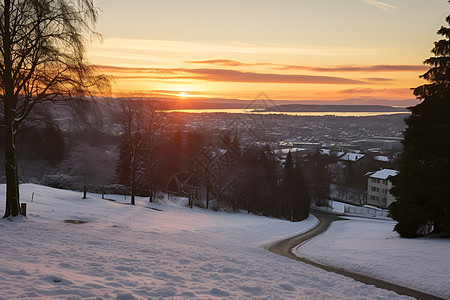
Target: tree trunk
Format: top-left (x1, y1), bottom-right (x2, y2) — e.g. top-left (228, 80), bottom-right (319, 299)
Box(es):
top-left (206, 180), bottom-right (210, 209)
top-left (2, 0), bottom-right (21, 218)
top-left (3, 113), bottom-right (20, 218)
top-left (130, 174), bottom-right (136, 205)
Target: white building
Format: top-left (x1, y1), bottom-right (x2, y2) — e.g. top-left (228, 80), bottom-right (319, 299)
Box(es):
top-left (365, 169), bottom-right (399, 208)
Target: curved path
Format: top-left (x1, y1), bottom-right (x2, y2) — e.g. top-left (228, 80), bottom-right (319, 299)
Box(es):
top-left (268, 209), bottom-right (444, 300)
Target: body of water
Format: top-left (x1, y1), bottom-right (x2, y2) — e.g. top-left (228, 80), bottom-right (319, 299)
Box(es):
top-left (165, 108), bottom-right (410, 117)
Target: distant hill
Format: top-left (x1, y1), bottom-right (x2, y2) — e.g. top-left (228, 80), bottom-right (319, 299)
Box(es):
top-left (160, 98), bottom-right (418, 110)
top-left (262, 104), bottom-right (408, 112)
top-left (93, 96), bottom-right (418, 110)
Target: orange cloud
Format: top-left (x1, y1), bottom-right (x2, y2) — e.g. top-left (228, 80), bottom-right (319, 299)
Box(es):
top-left (339, 87), bottom-right (409, 94)
top-left (185, 60), bottom-right (427, 73)
top-left (297, 65), bottom-right (427, 72)
top-left (364, 77), bottom-right (395, 82)
top-left (185, 59), bottom-right (254, 67)
top-left (97, 65), bottom-right (364, 85)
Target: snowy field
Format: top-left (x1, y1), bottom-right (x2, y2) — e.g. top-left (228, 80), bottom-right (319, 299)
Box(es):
top-left (0, 184), bottom-right (413, 299)
top-left (294, 217), bottom-right (450, 299)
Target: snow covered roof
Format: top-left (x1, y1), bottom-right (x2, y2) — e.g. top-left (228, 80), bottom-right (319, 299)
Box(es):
top-left (273, 148), bottom-right (306, 155)
top-left (339, 153), bottom-right (365, 162)
top-left (366, 169), bottom-right (399, 179)
top-left (320, 149), bottom-right (331, 156)
top-left (374, 156), bottom-right (390, 162)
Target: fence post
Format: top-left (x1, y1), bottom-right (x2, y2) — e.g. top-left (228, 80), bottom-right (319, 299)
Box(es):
top-left (20, 203), bottom-right (27, 217)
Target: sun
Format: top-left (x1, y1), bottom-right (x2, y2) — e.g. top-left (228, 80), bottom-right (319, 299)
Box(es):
top-left (179, 91), bottom-right (187, 97)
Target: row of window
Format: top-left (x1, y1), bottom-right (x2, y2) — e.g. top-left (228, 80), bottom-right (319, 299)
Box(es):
top-left (371, 178), bottom-right (388, 185)
top-left (370, 186), bottom-right (389, 194)
top-left (369, 195), bottom-right (387, 203)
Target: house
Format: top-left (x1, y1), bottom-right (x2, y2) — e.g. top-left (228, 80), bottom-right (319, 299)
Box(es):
top-left (365, 169), bottom-right (399, 208)
top-left (338, 152), bottom-right (365, 162)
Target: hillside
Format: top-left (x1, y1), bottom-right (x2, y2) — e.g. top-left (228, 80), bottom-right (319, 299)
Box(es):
top-left (1, 185), bottom-right (448, 298)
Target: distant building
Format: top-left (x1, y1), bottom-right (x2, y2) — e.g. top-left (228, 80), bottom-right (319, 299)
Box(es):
top-left (365, 169), bottom-right (399, 208)
top-left (273, 147), bottom-right (307, 159)
top-left (338, 152), bottom-right (365, 162)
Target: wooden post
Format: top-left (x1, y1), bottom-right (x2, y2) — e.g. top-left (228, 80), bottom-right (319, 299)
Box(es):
top-left (20, 203), bottom-right (26, 217)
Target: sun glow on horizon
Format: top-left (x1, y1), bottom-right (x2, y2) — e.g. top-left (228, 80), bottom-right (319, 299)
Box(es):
top-left (88, 0), bottom-right (449, 103)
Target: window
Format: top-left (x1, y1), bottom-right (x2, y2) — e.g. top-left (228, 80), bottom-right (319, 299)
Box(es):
top-left (371, 178), bottom-right (380, 183)
top-left (370, 196), bottom-right (379, 201)
top-left (371, 187), bottom-right (379, 192)
top-left (382, 189), bottom-right (388, 194)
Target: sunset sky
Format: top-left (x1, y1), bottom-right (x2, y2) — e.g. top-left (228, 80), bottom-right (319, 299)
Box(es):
top-left (88, 0), bottom-right (448, 103)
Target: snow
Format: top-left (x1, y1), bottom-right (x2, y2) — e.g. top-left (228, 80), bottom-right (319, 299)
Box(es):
top-left (366, 168), bottom-right (399, 179)
top-left (374, 155), bottom-right (390, 162)
top-left (313, 200), bottom-right (390, 219)
top-left (0, 184), bottom-right (413, 299)
top-left (273, 147), bottom-right (306, 155)
top-left (338, 152), bottom-right (365, 162)
top-left (294, 217), bottom-right (450, 299)
top-left (319, 148), bottom-right (331, 155)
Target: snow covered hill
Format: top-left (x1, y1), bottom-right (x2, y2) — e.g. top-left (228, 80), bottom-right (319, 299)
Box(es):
top-left (294, 217), bottom-right (450, 299)
top-left (0, 184), bottom-right (414, 299)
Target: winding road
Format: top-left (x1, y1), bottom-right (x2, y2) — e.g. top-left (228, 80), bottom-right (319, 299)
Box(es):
top-left (268, 209), bottom-right (444, 300)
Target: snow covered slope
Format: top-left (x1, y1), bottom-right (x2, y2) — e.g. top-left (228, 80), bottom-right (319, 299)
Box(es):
top-left (0, 184), bottom-right (411, 299)
top-left (295, 217), bottom-right (450, 299)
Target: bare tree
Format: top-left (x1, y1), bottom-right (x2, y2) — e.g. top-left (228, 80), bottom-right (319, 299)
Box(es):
top-left (113, 97), bottom-right (168, 205)
top-left (0, 0), bottom-right (109, 217)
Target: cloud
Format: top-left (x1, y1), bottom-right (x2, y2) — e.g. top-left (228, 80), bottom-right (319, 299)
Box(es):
top-left (186, 59), bottom-right (254, 67)
top-left (97, 65), bottom-right (364, 85)
top-left (277, 64), bottom-right (426, 72)
top-left (339, 87), bottom-right (409, 95)
top-left (362, 0), bottom-right (398, 13)
top-left (184, 60), bottom-right (426, 73)
top-left (364, 78), bottom-right (394, 82)
top-left (185, 69), bottom-right (364, 84)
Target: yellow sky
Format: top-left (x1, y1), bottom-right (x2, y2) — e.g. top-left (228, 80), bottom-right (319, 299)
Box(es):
top-left (88, 0), bottom-right (449, 102)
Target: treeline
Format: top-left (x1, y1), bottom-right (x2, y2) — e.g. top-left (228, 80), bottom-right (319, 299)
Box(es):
top-left (1, 98), bottom-right (313, 222)
top-left (114, 121), bottom-right (311, 220)
top-left (109, 98), bottom-right (311, 221)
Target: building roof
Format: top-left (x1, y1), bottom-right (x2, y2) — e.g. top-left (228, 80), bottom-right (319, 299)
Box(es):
top-left (366, 169), bottom-right (399, 179)
top-left (320, 149), bottom-right (331, 156)
top-left (374, 155), bottom-right (390, 162)
top-left (339, 152), bottom-right (365, 162)
top-left (273, 148), bottom-right (306, 155)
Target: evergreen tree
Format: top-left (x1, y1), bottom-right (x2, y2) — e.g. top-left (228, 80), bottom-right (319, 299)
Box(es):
top-left (305, 150), bottom-right (333, 206)
top-left (390, 8), bottom-right (450, 238)
top-left (293, 162), bottom-right (310, 221)
top-left (282, 152), bottom-right (295, 220)
top-left (282, 152), bottom-right (310, 221)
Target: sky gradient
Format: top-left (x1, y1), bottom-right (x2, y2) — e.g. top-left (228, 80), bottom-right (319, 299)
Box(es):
top-left (88, 0), bottom-right (449, 103)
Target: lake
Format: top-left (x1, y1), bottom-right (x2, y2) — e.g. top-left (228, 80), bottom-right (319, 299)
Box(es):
top-left (165, 108), bottom-right (410, 117)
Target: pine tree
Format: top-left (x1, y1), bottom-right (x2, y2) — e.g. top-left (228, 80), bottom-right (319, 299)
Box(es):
top-left (282, 152), bottom-right (310, 221)
top-left (389, 8), bottom-right (450, 238)
top-left (293, 162), bottom-right (310, 221)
